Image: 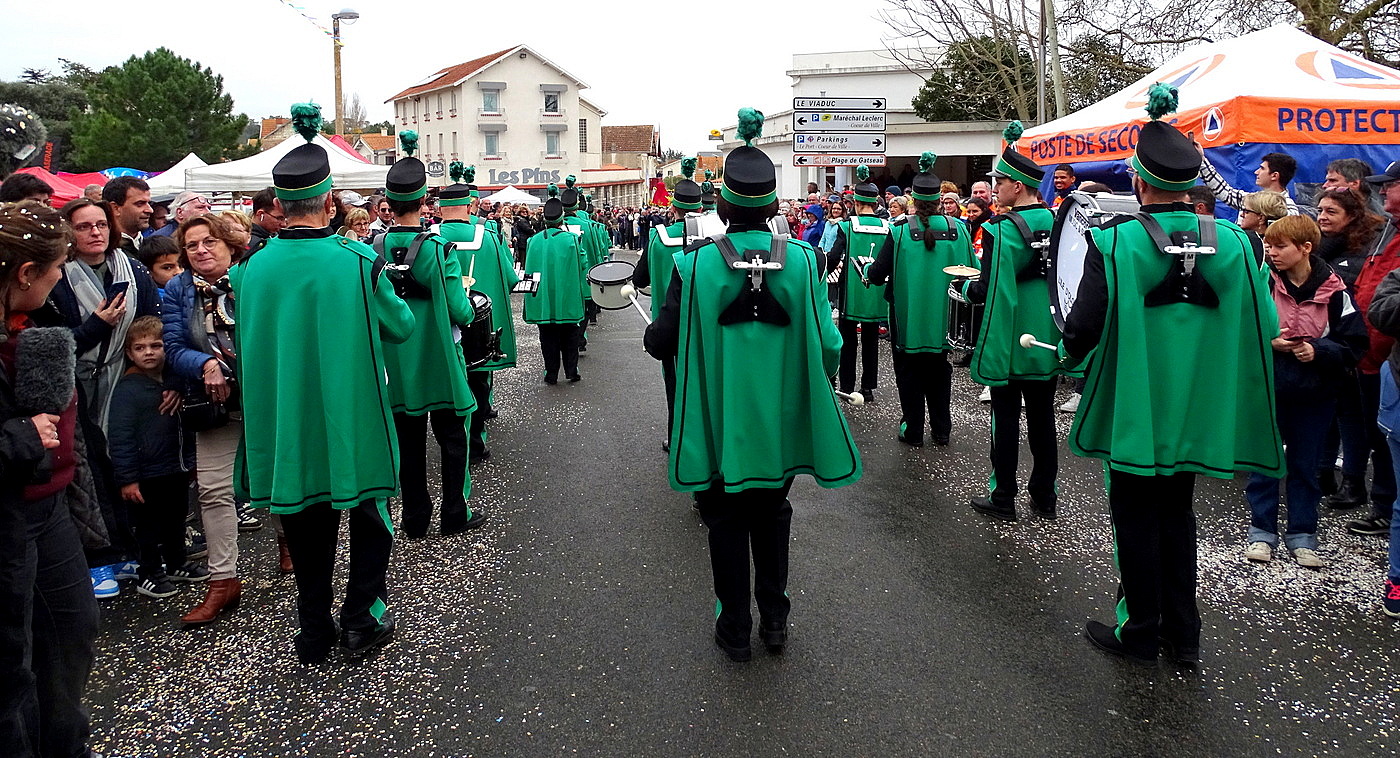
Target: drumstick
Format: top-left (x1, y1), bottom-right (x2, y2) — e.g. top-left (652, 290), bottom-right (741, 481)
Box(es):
top-left (467, 253), bottom-right (476, 281)
top-left (618, 284), bottom-right (652, 325)
top-left (834, 389), bottom-right (865, 406)
top-left (1018, 333), bottom-right (1057, 352)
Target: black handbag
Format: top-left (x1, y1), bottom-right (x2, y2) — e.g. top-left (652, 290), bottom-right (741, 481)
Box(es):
top-left (181, 390), bottom-right (230, 433)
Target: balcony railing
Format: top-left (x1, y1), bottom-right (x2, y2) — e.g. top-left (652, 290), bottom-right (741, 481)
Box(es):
top-left (478, 108), bottom-right (506, 118)
top-left (479, 151), bottom-right (507, 162)
top-left (539, 108), bottom-right (566, 119)
top-left (541, 151), bottom-right (567, 161)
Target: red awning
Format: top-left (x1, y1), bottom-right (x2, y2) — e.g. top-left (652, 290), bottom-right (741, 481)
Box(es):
top-left (16, 167), bottom-right (85, 205)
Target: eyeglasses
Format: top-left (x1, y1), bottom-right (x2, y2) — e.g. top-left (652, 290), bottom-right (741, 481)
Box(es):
top-left (72, 222), bottom-right (109, 233)
top-left (183, 238), bottom-right (221, 252)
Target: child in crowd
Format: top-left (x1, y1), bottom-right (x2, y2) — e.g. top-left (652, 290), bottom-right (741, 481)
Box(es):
top-left (107, 316), bottom-right (207, 598)
top-left (1244, 216), bottom-right (1367, 568)
top-left (135, 235), bottom-right (184, 297)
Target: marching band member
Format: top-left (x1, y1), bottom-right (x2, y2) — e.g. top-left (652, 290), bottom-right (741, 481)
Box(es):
top-left (865, 152), bottom-right (976, 447)
top-left (1060, 85), bottom-right (1283, 665)
top-left (701, 169), bottom-right (717, 213)
top-left (826, 165), bottom-right (891, 403)
top-left (562, 177), bottom-right (608, 339)
top-left (232, 103), bottom-right (414, 662)
top-left (644, 108), bottom-right (861, 662)
top-left (633, 161), bottom-right (704, 451)
top-left (524, 188), bottom-right (587, 384)
top-left (374, 132), bottom-right (485, 538)
top-left (437, 162), bottom-right (520, 463)
top-left (966, 122), bottom-right (1080, 521)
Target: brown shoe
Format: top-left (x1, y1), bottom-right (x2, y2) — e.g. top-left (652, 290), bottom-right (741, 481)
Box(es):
top-left (277, 535), bottom-right (295, 574)
top-left (180, 578), bottom-right (242, 626)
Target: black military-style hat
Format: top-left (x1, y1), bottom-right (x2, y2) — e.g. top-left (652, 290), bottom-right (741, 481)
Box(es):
top-left (543, 196), bottom-right (565, 223)
top-left (1128, 83), bottom-right (1200, 192)
top-left (385, 131), bottom-right (426, 202)
top-left (273, 103), bottom-right (332, 201)
top-left (441, 161), bottom-right (474, 206)
top-left (989, 121), bottom-right (1045, 187)
top-left (910, 152), bottom-right (942, 202)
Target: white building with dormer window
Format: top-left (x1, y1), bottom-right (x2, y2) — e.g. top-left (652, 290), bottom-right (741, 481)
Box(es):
top-left (384, 44), bottom-right (642, 203)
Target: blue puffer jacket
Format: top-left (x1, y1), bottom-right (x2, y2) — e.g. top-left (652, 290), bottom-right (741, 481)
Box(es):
top-left (802, 204), bottom-right (826, 248)
top-left (161, 271), bottom-right (214, 384)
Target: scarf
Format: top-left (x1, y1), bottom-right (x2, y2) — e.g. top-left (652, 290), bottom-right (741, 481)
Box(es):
top-left (192, 272), bottom-right (236, 372)
top-left (63, 252), bottom-right (136, 430)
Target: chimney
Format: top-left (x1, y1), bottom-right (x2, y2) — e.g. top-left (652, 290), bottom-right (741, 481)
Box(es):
top-left (381, 128), bottom-right (388, 136)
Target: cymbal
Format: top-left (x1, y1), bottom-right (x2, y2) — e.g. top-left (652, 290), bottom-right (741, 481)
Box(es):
top-left (943, 265), bottom-right (980, 279)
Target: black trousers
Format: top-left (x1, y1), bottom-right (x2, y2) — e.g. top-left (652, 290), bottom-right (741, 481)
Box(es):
top-left (129, 472), bottom-right (190, 579)
top-left (891, 349), bottom-right (952, 443)
top-left (467, 371), bottom-right (493, 455)
top-left (696, 480), bottom-right (795, 647)
top-left (394, 410), bottom-right (470, 537)
top-left (661, 357), bottom-right (677, 440)
top-left (988, 378), bottom-right (1059, 506)
top-left (538, 323), bottom-right (580, 380)
top-left (280, 500), bottom-right (393, 646)
top-left (1105, 470), bottom-right (1200, 656)
top-left (0, 492), bottom-right (98, 758)
top-left (838, 318), bottom-right (880, 393)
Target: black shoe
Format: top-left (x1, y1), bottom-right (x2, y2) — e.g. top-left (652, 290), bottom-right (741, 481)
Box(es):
top-left (896, 432), bottom-right (924, 448)
top-left (483, 408), bottom-right (499, 420)
top-left (1318, 467), bottom-right (1338, 499)
top-left (567, 374), bottom-right (582, 383)
top-left (971, 496), bottom-right (1016, 521)
top-left (1329, 476), bottom-right (1367, 509)
top-left (661, 440), bottom-right (670, 452)
top-left (544, 375), bottom-right (558, 385)
top-left (931, 435), bottom-right (950, 447)
top-left (442, 510), bottom-right (489, 535)
top-left (578, 344), bottom-right (587, 353)
top-left (760, 621), bottom-right (787, 654)
top-left (861, 388), bottom-right (876, 404)
top-left (341, 618), bottom-right (395, 661)
top-left (1159, 637), bottom-right (1201, 666)
top-left (469, 449), bottom-right (491, 465)
top-left (1084, 620), bottom-right (1156, 667)
top-left (714, 632), bottom-right (752, 662)
top-left (1029, 497), bottom-right (1058, 521)
top-left (294, 626), bottom-right (338, 665)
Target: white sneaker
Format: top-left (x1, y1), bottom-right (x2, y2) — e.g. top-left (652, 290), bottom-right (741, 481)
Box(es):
top-left (1292, 547), bottom-right (1325, 569)
top-left (1058, 393), bottom-right (1081, 413)
top-left (1244, 541), bottom-right (1273, 562)
top-left (979, 387), bottom-right (991, 403)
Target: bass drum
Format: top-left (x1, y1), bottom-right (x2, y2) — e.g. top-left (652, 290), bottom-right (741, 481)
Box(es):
top-left (587, 259), bottom-right (637, 310)
top-left (1047, 191), bottom-right (1139, 330)
top-left (461, 290), bottom-right (503, 371)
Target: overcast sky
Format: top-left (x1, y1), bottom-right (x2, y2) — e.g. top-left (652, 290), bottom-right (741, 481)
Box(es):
top-left (4, 0), bottom-right (903, 156)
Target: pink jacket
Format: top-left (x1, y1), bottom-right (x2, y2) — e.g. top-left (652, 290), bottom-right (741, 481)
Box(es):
top-left (1270, 267), bottom-right (1346, 340)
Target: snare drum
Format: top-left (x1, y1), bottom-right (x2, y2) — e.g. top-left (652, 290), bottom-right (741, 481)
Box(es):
top-left (587, 260), bottom-right (637, 310)
top-left (461, 290), bottom-right (503, 371)
top-left (946, 283), bottom-right (982, 352)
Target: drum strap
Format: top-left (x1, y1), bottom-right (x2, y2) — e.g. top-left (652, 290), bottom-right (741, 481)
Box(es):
top-left (908, 215), bottom-right (957, 242)
top-left (1137, 213), bottom-right (1221, 308)
top-left (1004, 211), bottom-right (1052, 281)
top-left (372, 232), bottom-right (435, 299)
top-left (705, 234), bottom-right (792, 326)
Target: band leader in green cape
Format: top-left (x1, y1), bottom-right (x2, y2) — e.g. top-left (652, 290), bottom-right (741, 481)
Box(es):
top-left (644, 108), bottom-right (861, 664)
top-left (1060, 85), bottom-right (1283, 667)
top-left (232, 103), bottom-right (413, 663)
top-left (826, 164), bottom-right (892, 401)
top-left (524, 190), bottom-right (586, 383)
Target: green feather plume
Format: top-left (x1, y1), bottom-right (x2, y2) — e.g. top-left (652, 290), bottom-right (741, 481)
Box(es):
top-left (1002, 120), bottom-right (1024, 144)
top-left (399, 129), bottom-right (418, 157)
top-left (736, 107), bottom-right (764, 146)
top-left (565, 175), bottom-right (576, 188)
top-left (918, 151), bottom-right (937, 173)
top-left (547, 183), bottom-right (559, 198)
top-left (290, 102), bottom-right (322, 143)
top-left (856, 165), bottom-right (871, 183)
top-left (681, 157), bottom-right (697, 179)
top-left (704, 169), bottom-right (714, 181)
top-left (465, 165), bottom-right (476, 184)
top-left (449, 160), bottom-right (466, 183)
top-left (701, 180), bottom-right (714, 193)
top-left (1145, 82), bottom-right (1179, 121)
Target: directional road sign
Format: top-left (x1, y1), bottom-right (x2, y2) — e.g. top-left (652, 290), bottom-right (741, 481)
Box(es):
top-left (793, 133), bottom-right (886, 153)
top-left (792, 154), bottom-right (887, 167)
top-left (793, 97), bottom-right (886, 111)
top-left (793, 112), bottom-right (886, 132)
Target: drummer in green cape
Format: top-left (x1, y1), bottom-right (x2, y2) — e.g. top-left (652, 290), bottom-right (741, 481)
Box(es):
top-left (375, 132), bottom-right (486, 538)
top-left (644, 107), bottom-right (862, 663)
top-left (524, 190), bottom-right (587, 383)
top-left (700, 169), bottom-right (717, 212)
top-left (633, 159), bottom-right (704, 451)
top-left (562, 176), bottom-right (608, 337)
top-left (231, 102), bottom-right (414, 663)
top-left (863, 152), bottom-right (976, 446)
top-left (1059, 84), bottom-right (1283, 666)
top-left (965, 121), bottom-right (1081, 522)
top-left (437, 161), bottom-right (520, 463)
top-left (826, 164), bottom-right (891, 403)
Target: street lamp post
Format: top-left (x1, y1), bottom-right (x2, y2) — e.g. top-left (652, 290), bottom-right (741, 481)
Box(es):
top-left (331, 8), bottom-right (360, 137)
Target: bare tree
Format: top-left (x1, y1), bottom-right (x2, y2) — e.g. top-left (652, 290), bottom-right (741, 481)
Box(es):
top-left (338, 93), bottom-right (369, 133)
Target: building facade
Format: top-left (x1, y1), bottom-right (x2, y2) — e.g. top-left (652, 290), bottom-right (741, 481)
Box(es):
top-left (385, 45), bottom-right (641, 199)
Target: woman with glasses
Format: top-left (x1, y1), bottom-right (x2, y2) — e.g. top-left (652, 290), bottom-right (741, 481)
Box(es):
top-left (1237, 191), bottom-right (1288, 236)
top-left (162, 214), bottom-right (254, 625)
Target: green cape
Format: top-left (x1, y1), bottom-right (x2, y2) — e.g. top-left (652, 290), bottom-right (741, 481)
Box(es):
top-left (837, 216), bottom-right (892, 323)
top-left (887, 215), bottom-right (976, 352)
top-left (438, 219), bottom-right (521, 370)
top-left (523, 228), bottom-right (586, 324)
top-left (1071, 212), bottom-right (1284, 478)
top-left (669, 230), bottom-right (862, 493)
top-left (645, 220), bottom-right (685, 322)
top-left (230, 232), bottom-right (414, 513)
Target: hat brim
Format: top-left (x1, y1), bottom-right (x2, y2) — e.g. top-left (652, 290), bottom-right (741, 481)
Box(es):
top-left (1366, 173), bottom-right (1399, 184)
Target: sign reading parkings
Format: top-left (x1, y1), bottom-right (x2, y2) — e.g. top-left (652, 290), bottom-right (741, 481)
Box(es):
top-left (792, 154), bottom-right (887, 167)
top-left (793, 133), bottom-right (886, 153)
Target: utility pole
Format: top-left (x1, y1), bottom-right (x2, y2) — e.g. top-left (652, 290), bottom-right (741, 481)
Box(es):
top-left (331, 9), bottom-right (360, 136)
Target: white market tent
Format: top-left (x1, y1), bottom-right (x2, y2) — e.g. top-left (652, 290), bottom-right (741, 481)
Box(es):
top-left (183, 134), bottom-right (389, 193)
top-left (1017, 24), bottom-right (1400, 189)
top-left (480, 185), bottom-right (540, 206)
top-left (144, 152), bottom-right (208, 195)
